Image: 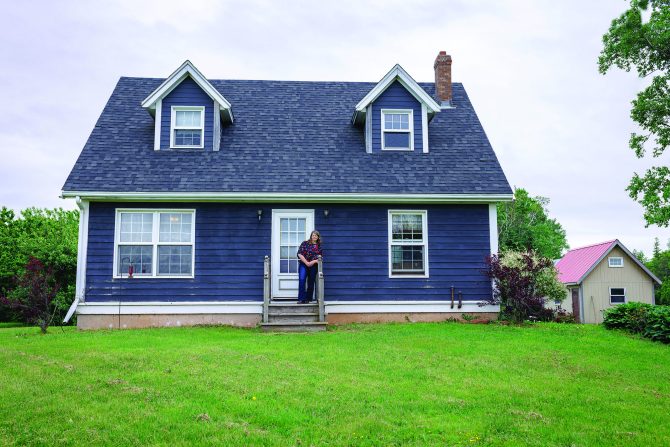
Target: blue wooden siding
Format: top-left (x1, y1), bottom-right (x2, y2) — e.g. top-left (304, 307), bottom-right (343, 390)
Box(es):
top-left (160, 77), bottom-right (214, 150)
top-left (85, 202), bottom-right (491, 302)
top-left (370, 81), bottom-right (423, 153)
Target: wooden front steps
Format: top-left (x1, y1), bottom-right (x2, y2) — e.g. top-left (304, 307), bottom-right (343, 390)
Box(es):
top-left (261, 302), bottom-right (327, 332)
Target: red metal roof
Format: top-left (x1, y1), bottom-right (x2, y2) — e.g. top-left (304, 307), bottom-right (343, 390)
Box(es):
top-left (555, 240), bottom-right (617, 284)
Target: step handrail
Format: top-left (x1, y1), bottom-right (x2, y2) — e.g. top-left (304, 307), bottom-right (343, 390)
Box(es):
top-left (263, 255), bottom-right (270, 323)
top-left (317, 255), bottom-right (325, 322)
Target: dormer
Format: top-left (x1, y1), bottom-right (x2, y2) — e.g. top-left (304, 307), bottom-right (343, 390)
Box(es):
top-left (353, 60), bottom-right (443, 154)
top-left (141, 61), bottom-right (232, 152)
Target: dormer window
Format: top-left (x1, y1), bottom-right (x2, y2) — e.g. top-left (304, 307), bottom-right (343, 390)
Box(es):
top-left (171, 106), bottom-right (204, 149)
top-left (382, 109), bottom-right (413, 151)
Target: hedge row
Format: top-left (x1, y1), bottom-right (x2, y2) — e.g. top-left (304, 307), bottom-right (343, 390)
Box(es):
top-left (603, 302), bottom-right (670, 344)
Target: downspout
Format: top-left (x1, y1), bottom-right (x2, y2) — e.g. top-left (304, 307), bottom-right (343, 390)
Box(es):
top-left (63, 196), bottom-right (85, 324)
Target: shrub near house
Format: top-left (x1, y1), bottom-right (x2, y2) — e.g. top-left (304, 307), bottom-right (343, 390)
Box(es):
top-left (603, 302), bottom-right (670, 343)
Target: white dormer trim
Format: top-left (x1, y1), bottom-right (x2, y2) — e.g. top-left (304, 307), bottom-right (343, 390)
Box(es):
top-left (353, 64), bottom-right (441, 124)
top-left (141, 60), bottom-right (233, 123)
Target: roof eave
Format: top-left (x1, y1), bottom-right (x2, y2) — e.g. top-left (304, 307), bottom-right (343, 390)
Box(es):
top-left (61, 190), bottom-right (514, 204)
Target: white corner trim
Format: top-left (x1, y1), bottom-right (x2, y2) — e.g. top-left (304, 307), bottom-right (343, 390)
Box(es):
top-left (355, 64), bottom-right (441, 114)
top-left (75, 198), bottom-right (89, 302)
top-left (421, 103), bottom-right (428, 153)
top-left (141, 60), bottom-right (233, 122)
top-left (75, 301), bottom-right (263, 315)
top-left (365, 105), bottom-right (372, 153)
top-left (489, 203), bottom-right (498, 255)
top-left (213, 101), bottom-right (221, 152)
top-left (325, 301), bottom-right (499, 314)
top-left (61, 191), bottom-right (514, 204)
top-left (153, 99), bottom-right (162, 151)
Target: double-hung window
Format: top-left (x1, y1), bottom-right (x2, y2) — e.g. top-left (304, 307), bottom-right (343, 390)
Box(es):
top-left (171, 106), bottom-right (204, 148)
top-left (609, 287), bottom-right (626, 304)
top-left (114, 209), bottom-right (195, 278)
top-left (388, 210), bottom-right (428, 277)
top-left (382, 109), bottom-right (413, 151)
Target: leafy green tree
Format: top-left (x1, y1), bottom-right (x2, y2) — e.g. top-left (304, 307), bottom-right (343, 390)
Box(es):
top-left (0, 207), bottom-right (78, 323)
top-left (497, 188), bottom-right (569, 259)
top-left (598, 0), bottom-right (670, 226)
top-left (646, 240), bottom-right (670, 305)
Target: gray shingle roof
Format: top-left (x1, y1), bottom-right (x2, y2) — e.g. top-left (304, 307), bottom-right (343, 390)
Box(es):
top-left (62, 77), bottom-right (511, 195)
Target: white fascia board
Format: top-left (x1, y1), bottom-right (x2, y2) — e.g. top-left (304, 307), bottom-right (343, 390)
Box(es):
top-left (61, 191), bottom-right (514, 204)
top-left (325, 301), bottom-right (499, 314)
top-left (355, 64), bottom-right (441, 114)
top-left (141, 60), bottom-right (233, 122)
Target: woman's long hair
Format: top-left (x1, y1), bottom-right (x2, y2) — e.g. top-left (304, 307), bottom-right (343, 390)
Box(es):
top-left (306, 230), bottom-right (322, 246)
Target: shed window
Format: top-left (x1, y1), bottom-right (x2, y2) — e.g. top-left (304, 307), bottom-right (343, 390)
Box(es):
top-left (608, 257), bottom-right (623, 268)
top-left (382, 110), bottom-right (413, 150)
top-left (114, 210), bottom-right (195, 278)
top-left (610, 288), bottom-right (626, 304)
top-left (171, 107), bottom-right (204, 148)
top-left (388, 210), bottom-right (428, 277)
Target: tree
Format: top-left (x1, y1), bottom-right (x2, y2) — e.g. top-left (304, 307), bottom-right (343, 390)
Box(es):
top-left (497, 188), bottom-right (569, 259)
top-left (646, 240), bottom-right (670, 305)
top-left (598, 0), bottom-right (670, 226)
top-left (483, 250), bottom-right (567, 323)
top-left (0, 258), bottom-right (60, 333)
top-left (0, 207), bottom-right (78, 323)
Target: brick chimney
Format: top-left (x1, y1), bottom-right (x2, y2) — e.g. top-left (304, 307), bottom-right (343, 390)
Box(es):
top-left (434, 51), bottom-right (452, 106)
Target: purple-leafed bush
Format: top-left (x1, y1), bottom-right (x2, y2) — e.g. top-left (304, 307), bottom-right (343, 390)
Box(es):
top-left (0, 257), bottom-right (60, 333)
top-left (483, 250), bottom-right (566, 323)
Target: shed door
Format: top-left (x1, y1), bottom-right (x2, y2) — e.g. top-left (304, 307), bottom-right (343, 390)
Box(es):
top-left (271, 210), bottom-right (314, 298)
top-left (571, 288), bottom-right (581, 323)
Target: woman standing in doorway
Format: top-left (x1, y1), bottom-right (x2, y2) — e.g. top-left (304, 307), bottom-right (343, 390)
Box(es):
top-left (297, 230), bottom-right (323, 304)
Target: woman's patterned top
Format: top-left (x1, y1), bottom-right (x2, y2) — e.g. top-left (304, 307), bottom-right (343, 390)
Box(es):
top-left (297, 241), bottom-right (324, 262)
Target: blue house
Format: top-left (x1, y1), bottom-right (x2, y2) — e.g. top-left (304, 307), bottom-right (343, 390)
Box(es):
top-left (62, 51), bottom-right (512, 330)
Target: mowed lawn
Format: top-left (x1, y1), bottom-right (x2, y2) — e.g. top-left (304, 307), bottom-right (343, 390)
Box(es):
top-left (0, 323), bottom-right (669, 446)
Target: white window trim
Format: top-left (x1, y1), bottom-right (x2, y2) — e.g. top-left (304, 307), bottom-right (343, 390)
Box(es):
top-left (381, 109), bottom-right (414, 151)
top-left (608, 257), bottom-right (624, 268)
top-left (113, 209), bottom-right (196, 279)
top-left (609, 287), bottom-right (626, 304)
top-left (387, 210), bottom-right (429, 278)
top-left (170, 106), bottom-right (205, 149)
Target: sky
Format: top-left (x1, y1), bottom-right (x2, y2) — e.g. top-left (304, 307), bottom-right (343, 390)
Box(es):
top-left (1, 0), bottom-right (669, 257)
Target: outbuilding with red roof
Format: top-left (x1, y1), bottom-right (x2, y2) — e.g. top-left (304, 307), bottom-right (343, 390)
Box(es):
top-left (555, 240), bottom-right (661, 323)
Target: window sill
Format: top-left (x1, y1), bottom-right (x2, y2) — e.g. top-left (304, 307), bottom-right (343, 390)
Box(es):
top-left (112, 275), bottom-right (195, 280)
top-left (389, 274), bottom-right (429, 279)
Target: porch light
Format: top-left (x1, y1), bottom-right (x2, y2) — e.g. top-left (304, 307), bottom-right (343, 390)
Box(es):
top-left (323, 209), bottom-right (330, 218)
top-left (257, 209), bottom-right (263, 221)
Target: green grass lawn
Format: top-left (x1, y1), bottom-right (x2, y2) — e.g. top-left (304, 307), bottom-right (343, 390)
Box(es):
top-left (0, 323), bottom-right (669, 446)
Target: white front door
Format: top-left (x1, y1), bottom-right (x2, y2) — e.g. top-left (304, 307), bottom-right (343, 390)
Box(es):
top-left (271, 210), bottom-right (314, 298)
